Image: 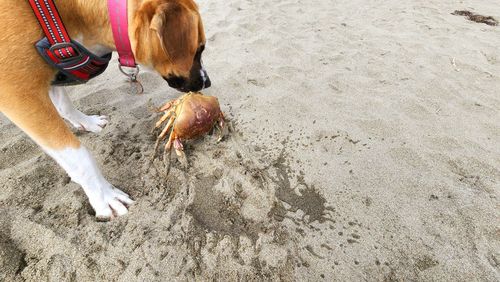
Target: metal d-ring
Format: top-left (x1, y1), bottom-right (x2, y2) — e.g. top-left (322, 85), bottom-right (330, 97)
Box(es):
top-left (119, 64), bottom-right (140, 82)
top-left (119, 64), bottom-right (144, 94)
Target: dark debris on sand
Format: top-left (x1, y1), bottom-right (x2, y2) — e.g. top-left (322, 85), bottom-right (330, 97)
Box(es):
top-left (452, 10), bottom-right (498, 26)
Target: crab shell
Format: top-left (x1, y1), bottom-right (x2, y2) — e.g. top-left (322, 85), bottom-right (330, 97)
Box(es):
top-left (171, 93), bottom-right (223, 140)
top-left (153, 92), bottom-right (225, 165)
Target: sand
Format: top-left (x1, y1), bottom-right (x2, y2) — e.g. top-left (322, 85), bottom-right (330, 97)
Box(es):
top-left (1, 0), bottom-right (499, 281)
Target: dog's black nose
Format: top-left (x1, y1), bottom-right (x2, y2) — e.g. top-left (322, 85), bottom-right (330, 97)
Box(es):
top-left (163, 74), bottom-right (211, 93)
top-left (185, 74), bottom-right (211, 92)
top-left (164, 76), bottom-right (185, 89)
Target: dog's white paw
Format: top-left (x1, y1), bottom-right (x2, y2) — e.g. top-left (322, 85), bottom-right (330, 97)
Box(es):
top-left (46, 146), bottom-right (134, 222)
top-left (89, 185), bottom-right (134, 221)
top-left (49, 87), bottom-right (109, 133)
top-left (79, 115), bottom-right (109, 133)
top-left (70, 114), bottom-right (109, 133)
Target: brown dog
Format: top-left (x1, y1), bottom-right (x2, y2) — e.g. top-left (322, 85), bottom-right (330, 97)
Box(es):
top-left (0, 0), bottom-right (210, 220)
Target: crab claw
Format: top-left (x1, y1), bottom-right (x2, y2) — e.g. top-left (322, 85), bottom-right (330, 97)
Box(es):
top-left (173, 138), bottom-right (188, 168)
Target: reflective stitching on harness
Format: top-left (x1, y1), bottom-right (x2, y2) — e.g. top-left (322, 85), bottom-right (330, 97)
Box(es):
top-left (43, 0), bottom-right (65, 41)
top-left (63, 57), bottom-right (90, 70)
top-left (33, 0), bottom-right (65, 57)
top-left (42, 0), bottom-right (71, 56)
top-left (34, 1), bottom-right (56, 42)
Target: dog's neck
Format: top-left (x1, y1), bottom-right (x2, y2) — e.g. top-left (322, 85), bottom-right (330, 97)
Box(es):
top-left (55, 0), bottom-right (135, 53)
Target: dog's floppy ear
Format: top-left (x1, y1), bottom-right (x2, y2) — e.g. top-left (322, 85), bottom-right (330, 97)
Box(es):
top-left (150, 3), bottom-right (198, 70)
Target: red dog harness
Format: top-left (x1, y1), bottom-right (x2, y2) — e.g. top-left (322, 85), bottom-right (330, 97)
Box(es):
top-left (28, 0), bottom-right (137, 86)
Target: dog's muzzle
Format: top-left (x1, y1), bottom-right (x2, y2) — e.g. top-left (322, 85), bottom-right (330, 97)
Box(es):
top-left (164, 68), bottom-right (211, 92)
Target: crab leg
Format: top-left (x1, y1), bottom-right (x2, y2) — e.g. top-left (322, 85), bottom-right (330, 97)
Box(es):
top-left (164, 131), bottom-right (176, 152)
top-left (161, 132), bottom-right (176, 163)
top-left (157, 100), bottom-right (174, 113)
top-left (216, 113), bottom-right (227, 142)
top-left (153, 117), bottom-right (175, 154)
top-left (173, 138), bottom-right (188, 167)
top-left (158, 95), bottom-right (186, 112)
top-left (157, 117), bottom-right (175, 141)
top-left (154, 109), bottom-right (174, 129)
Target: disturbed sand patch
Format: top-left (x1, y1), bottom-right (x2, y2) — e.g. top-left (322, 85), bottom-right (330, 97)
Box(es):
top-left (0, 114), bottom-right (333, 280)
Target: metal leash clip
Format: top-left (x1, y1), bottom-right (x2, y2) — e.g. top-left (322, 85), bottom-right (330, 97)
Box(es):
top-left (119, 64), bottom-right (144, 94)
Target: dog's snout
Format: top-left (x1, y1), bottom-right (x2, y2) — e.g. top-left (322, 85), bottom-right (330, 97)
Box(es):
top-left (163, 76), bottom-right (185, 90)
top-left (163, 68), bottom-right (210, 93)
top-left (200, 68), bottom-right (211, 89)
top-left (203, 74), bottom-right (211, 89)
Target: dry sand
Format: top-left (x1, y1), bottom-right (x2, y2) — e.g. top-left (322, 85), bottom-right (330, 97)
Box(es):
top-left (1, 0), bottom-right (499, 281)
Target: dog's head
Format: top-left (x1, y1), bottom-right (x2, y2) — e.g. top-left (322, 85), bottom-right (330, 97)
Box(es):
top-left (132, 0), bottom-right (210, 92)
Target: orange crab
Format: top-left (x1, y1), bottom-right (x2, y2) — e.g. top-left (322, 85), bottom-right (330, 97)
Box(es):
top-left (153, 92), bottom-right (226, 166)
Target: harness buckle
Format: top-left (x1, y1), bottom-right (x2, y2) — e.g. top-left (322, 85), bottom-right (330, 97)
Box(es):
top-left (49, 42), bottom-right (83, 62)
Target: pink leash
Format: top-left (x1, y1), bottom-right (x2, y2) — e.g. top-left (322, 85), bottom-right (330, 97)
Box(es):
top-left (107, 0), bottom-right (136, 67)
top-left (107, 0), bottom-right (144, 95)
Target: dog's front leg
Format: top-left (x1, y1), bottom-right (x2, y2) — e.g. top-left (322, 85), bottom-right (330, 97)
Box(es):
top-left (0, 85), bottom-right (133, 220)
top-left (49, 86), bottom-right (109, 133)
top-left (48, 146), bottom-right (133, 220)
